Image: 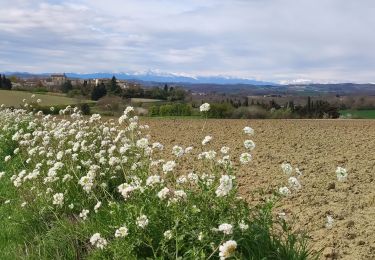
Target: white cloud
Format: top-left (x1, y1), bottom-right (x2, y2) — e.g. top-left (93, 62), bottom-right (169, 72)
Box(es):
top-left (0, 0), bottom-right (375, 82)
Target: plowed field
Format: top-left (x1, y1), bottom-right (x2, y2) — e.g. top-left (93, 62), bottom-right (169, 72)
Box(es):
top-left (144, 119), bottom-right (375, 260)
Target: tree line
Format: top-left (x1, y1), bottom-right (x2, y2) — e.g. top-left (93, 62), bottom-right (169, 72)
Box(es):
top-left (0, 74), bottom-right (12, 90)
top-left (90, 77), bottom-right (186, 101)
top-left (196, 96), bottom-right (340, 119)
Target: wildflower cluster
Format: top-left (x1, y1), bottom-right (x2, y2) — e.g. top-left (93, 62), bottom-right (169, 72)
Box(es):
top-left (0, 101), bottom-right (311, 259)
top-left (278, 163), bottom-right (302, 196)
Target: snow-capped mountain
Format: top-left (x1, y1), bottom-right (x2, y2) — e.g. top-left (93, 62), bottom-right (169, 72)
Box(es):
top-left (64, 70), bottom-right (277, 85)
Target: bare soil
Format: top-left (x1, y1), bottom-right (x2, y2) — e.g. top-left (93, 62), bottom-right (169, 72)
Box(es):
top-left (143, 118), bottom-right (375, 260)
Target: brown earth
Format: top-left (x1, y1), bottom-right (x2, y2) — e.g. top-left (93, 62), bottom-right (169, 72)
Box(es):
top-left (143, 118), bottom-right (375, 260)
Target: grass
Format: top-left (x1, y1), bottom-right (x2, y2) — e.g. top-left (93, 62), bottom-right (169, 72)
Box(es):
top-left (340, 109), bottom-right (375, 119)
top-left (131, 98), bottom-right (162, 103)
top-left (0, 90), bottom-right (93, 107)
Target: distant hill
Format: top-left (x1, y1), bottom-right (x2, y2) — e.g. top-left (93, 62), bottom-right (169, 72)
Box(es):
top-left (2, 71), bottom-right (375, 95)
top-left (1, 71), bottom-right (276, 85)
top-left (65, 72), bottom-right (277, 86)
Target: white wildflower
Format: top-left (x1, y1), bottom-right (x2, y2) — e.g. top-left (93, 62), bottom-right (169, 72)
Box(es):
top-left (279, 186), bottom-right (291, 196)
top-left (137, 215), bottom-right (149, 229)
top-left (239, 221), bottom-right (249, 231)
top-left (163, 230), bottom-right (172, 240)
top-left (243, 140), bottom-right (256, 150)
top-left (281, 163), bottom-right (293, 175)
top-left (94, 201), bottom-right (102, 213)
top-left (115, 226), bottom-right (129, 238)
top-left (146, 175), bottom-right (162, 186)
top-left (152, 142), bottom-right (164, 150)
top-left (172, 145), bottom-right (184, 157)
top-left (336, 167), bottom-right (348, 182)
top-left (218, 223), bottom-right (233, 235)
top-left (220, 146), bottom-right (230, 154)
top-left (199, 103), bottom-right (210, 112)
top-left (219, 240), bottom-right (237, 260)
top-left (136, 138), bottom-right (149, 149)
top-left (157, 187), bottom-right (170, 200)
top-left (184, 146), bottom-right (193, 153)
top-left (239, 153), bottom-right (251, 164)
top-left (288, 176), bottom-right (301, 190)
top-left (52, 193), bottom-right (64, 206)
top-left (202, 135), bottom-right (212, 146)
top-left (215, 175), bottom-right (233, 197)
top-left (79, 209), bottom-right (89, 220)
top-left (90, 233), bottom-right (107, 249)
top-left (162, 161), bottom-right (176, 173)
top-left (243, 126), bottom-right (254, 135)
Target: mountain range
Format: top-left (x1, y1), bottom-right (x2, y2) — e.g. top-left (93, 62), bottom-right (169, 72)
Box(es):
top-left (2, 71), bottom-right (277, 85)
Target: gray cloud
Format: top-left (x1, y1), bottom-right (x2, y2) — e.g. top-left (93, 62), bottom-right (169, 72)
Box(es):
top-left (0, 0), bottom-right (375, 82)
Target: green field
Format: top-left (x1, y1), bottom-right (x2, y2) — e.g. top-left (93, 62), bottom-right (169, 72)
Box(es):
top-left (340, 109), bottom-right (375, 119)
top-left (130, 98), bottom-right (162, 103)
top-left (0, 90), bottom-right (93, 107)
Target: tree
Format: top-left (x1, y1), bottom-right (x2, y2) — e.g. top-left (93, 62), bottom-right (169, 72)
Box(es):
top-left (307, 96), bottom-right (311, 114)
top-left (80, 80), bottom-right (91, 96)
top-left (1, 75), bottom-right (12, 90)
top-left (109, 76), bottom-right (121, 94)
top-left (243, 97), bottom-right (249, 107)
top-left (91, 83), bottom-right (107, 101)
top-left (168, 87), bottom-right (186, 101)
top-left (61, 80), bottom-right (73, 93)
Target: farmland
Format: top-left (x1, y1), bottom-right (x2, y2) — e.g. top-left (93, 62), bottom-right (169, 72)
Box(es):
top-left (1, 103), bottom-right (374, 259)
top-left (340, 109), bottom-right (375, 119)
top-left (0, 90), bottom-right (93, 107)
top-left (143, 118), bottom-right (375, 259)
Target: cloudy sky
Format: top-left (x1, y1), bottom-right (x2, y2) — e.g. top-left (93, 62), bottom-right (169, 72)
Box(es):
top-left (0, 0), bottom-right (374, 83)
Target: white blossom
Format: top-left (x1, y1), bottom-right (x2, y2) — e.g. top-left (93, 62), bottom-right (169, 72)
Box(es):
top-left (137, 215), bottom-right (149, 229)
top-left (279, 186), bottom-right (291, 196)
top-left (219, 240), bottom-right (237, 260)
top-left (162, 161), bottom-right (176, 173)
top-left (157, 187), bottom-right (170, 200)
top-left (202, 135), bottom-right (212, 146)
top-left (199, 103), bottom-right (210, 112)
top-left (218, 223), bottom-right (233, 235)
top-left (52, 193), bottom-right (64, 206)
top-left (172, 145), bottom-right (184, 157)
top-left (215, 175), bottom-right (233, 197)
top-left (281, 163), bottom-right (293, 175)
top-left (94, 201), bottom-right (102, 213)
top-left (239, 153), bottom-right (252, 164)
top-left (288, 177), bottom-right (301, 190)
top-left (243, 126), bottom-right (254, 135)
top-left (115, 226), bottom-right (129, 238)
top-left (79, 209), bottom-right (89, 220)
top-left (163, 230), bottom-right (173, 240)
top-left (336, 167), bottom-right (348, 182)
top-left (243, 140), bottom-right (256, 150)
top-left (90, 233), bottom-right (107, 249)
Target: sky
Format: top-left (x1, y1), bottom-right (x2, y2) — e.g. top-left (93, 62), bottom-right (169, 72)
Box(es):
top-left (0, 0), bottom-right (375, 83)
